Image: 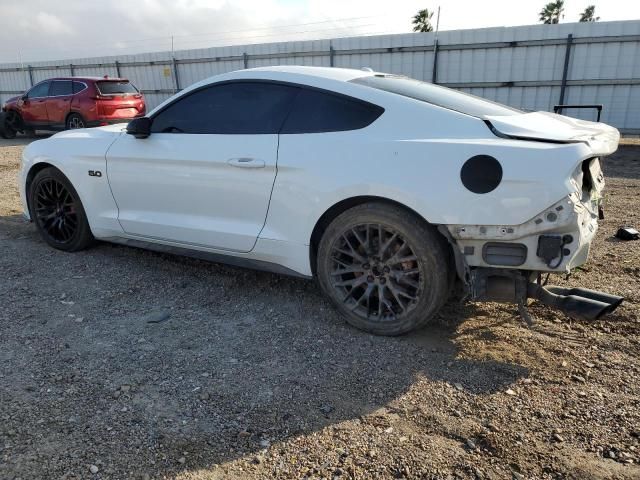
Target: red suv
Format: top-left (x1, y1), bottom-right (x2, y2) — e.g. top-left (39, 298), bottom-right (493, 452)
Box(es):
top-left (0, 76), bottom-right (146, 138)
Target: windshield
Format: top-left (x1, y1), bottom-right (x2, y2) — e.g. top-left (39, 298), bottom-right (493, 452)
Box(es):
top-left (96, 81), bottom-right (138, 95)
top-left (351, 75), bottom-right (522, 118)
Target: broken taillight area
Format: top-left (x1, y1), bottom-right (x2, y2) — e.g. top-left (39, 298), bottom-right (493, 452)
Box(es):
top-left (571, 157), bottom-right (605, 206)
top-left (447, 190), bottom-right (600, 273)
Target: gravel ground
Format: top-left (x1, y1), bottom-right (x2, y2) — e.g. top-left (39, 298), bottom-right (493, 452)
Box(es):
top-left (0, 136), bottom-right (639, 480)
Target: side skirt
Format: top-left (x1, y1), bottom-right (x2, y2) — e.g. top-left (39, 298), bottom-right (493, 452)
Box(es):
top-left (20, 120), bottom-right (65, 132)
top-left (102, 236), bottom-right (313, 280)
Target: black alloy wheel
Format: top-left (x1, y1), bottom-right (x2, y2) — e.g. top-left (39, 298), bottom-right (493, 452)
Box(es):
top-left (29, 167), bottom-right (94, 251)
top-left (34, 177), bottom-right (78, 243)
top-left (329, 223), bottom-right (422, 320)
top-left (317, 203), bottom-right (452, 336)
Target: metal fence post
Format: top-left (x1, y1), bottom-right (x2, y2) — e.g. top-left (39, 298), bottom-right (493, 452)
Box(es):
top-left (172, 57), bottom-right (180, 92)
top-left (27, 65), bottom-right (33, 86)
top-left (558, 33), bottom-right (573, 108)
top-left (243, 52), bottom-right (248, 69)
top-left (69, 63), bottom-right (74, 76)
top-left (329, 45), bottom-right (335, 67)
top-left (431, 40), bottom-right (439, 84)
top-left (115, 60), bottom-right (121, 77)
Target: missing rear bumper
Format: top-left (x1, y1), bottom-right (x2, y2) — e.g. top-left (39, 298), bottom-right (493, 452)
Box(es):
top-left (470, 268), bottom-right (623, 322)
top-left (446, 185), bottom-right (601, 273)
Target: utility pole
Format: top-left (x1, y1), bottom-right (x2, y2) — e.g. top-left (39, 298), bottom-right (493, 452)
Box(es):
top-left (17, 50), bottom-right (28, 89)
top-left (432, 6), bottom-right (441, 84)
top-left (171, 35), bottom-right (179, 94)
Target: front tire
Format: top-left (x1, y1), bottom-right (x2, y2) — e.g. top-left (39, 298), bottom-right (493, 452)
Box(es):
top-left (29, 167), bottom-right (94, 251)
top-left (0, 111), bottom-right (19, 139)
top-left (317, 203), bottom-right (452, 336)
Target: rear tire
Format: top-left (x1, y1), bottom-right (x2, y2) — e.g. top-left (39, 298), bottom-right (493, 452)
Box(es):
top-left (29, 167), bottom-right (94, 252)
top-left (317, 202), bottom-right (452, 336)
top-left (66, 113), bottom-right (86, 130)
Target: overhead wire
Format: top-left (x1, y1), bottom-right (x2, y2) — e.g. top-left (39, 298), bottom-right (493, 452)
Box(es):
top-left (0, 14), bottom-right (395, 62)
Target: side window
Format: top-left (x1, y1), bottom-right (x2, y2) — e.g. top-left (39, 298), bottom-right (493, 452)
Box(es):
top-left (49, 80), bottom-right (73, 97)
top-left (72, 81), bottom-right (86, 94)
top-left (280, 89), bottom-right (384, 134)
top-left (151, 82), bottom-right (298, 134)
top-left (26, 82), bottom-right (50, 99)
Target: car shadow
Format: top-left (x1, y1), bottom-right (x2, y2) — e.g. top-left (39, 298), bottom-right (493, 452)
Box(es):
top-left (0, 214), bottom-right (529, 478)
top-left (604, 235), bottom-right (639, 243)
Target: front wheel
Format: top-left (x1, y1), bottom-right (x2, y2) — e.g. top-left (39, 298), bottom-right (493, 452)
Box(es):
top-left (29, 167), bottom-right (94, 251)
top-left (0, 110), bottom-right (19, 139)
top-left (317, 203), bottom-right (452, 336)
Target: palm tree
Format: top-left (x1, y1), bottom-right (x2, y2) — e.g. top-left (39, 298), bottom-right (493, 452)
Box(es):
top-left (539, 0), bottom-right (565, 24)
top-left (412, 8), bottom-right (434, 33)
top-left (579, 5), bottom-right (600, 22)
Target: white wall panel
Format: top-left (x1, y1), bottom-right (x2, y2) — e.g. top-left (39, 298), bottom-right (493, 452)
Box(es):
top-left (1, 20), bottom-right (639, 132)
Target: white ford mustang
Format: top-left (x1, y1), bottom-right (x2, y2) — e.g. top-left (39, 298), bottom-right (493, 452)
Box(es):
top-left (20, 66), bottom-right (623, 335)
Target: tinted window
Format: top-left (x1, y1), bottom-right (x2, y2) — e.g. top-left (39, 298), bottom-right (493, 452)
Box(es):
top-left (351, 75), bottom-right (521, 118)
top-left (97, 81), bottom-right (138, 95)
top-left (151, 82), bottom-right (298, 134)
top-left (27, 82), bottom-right (50, 98)
top-left (72, 81), bottom-right (87, 94)
top-left (281, 89), bottom-right (383, 134)
top-left (49, 80), bottom-right (73, 96)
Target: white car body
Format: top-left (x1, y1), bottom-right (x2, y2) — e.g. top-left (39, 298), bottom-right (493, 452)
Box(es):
top-left (20, 66), bottom-right (619, 283)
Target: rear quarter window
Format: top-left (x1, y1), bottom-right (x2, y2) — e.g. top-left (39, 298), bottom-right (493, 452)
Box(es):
top-left (351, 75), bottom-right (521, 118)
top-left (72, 81), bottom-right (87, 94)
top-left (280, 89), bottom-right (384, 134)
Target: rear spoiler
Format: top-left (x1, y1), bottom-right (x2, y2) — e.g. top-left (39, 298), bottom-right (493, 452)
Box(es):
top-left (484, 120), bottom-right (583, 145)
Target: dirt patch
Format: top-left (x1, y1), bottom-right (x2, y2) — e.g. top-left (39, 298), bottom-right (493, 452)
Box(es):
top-left (0, 141), bottom-right (639, 479)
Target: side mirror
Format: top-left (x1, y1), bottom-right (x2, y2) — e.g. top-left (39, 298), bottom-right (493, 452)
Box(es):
top-left (126, 117), bottom-right (152, 139)
top-left (21, 94), bottom-right (28, 101)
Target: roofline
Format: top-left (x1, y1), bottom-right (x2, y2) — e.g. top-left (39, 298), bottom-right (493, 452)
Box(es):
top-left (32, 76), bottom-right (129, 82)
top-left (243, 66), bottom-right (379, 82)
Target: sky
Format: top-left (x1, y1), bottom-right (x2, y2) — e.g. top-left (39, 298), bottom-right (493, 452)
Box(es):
top-left (0, 0), bottom-right (638, 63)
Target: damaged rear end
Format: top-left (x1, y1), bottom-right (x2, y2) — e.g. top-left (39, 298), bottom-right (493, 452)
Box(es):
top-left (447, 112), bottom-right (623, 322)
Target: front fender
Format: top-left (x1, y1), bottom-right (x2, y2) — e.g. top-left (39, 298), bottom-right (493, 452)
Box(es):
top-left (20, 131), bottom-right (124, 237)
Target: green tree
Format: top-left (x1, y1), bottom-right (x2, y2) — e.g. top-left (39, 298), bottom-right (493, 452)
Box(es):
top-left (539, 0), bottom-right (565, 24)
top-left (412, 8), bottom-right (434, 33)
top-left (579, 5), bottom-right (600, 22)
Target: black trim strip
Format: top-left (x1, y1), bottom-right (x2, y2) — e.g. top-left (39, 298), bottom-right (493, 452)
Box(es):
top-left (103, 236), bottom-right (312, 279)
top-left (483, 120), bottom-right (584, 145)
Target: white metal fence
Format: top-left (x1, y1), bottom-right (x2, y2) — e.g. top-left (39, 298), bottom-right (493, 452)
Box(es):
top-left (1, 20), bottom-right (639, 133)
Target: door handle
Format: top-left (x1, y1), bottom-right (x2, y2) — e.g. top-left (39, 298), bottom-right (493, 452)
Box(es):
top-left (227, 157), bottom-right (265, 168)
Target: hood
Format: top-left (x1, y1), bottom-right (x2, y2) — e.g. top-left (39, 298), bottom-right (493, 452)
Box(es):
top-left (485, 111), bottom-right (620, 156)
top-left (23, 123), bottom-right (127, 164)
top-left (3, 95), bottom-right (20, 106)
top-left (50, 123), bottom-right (127, 140)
